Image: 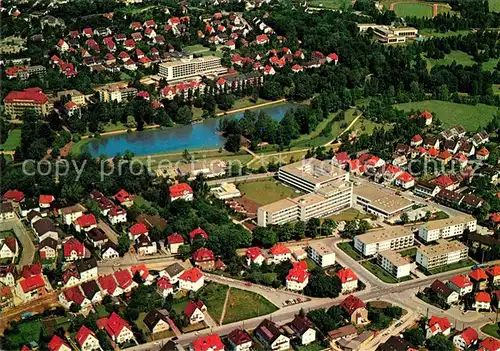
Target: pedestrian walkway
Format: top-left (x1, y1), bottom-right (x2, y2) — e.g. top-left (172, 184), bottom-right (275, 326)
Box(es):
top-left (219, 287), bottom-right (231, 325)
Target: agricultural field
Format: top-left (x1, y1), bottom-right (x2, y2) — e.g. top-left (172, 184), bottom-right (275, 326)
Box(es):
top-left (393, 3), bottom-right (434, 18)
top-left (237, 178), bottom-right (301, 205)
top-left (222, 288), bottom-right (277, 324)
top-left (0, 129), bottom-right (21, 151)
top-left (393, 100), bottom-right (498, 131)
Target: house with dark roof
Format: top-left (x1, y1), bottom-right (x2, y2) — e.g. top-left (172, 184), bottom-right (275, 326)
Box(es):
top-left (184, 300), bottom-right (206, 324)
top-left (0, 201), bottom-right (15, 221)
top-left (430, 279), bottom-right (459, 305)
top-left (101, 241), bottom-right (119, 260)
top-left (254, 319), bottom-right (290, 350)
top-left (143, 309), bottom-right (171, 335)
top-left (0, 237), bottom-right (18, 259)
top-left (340, 295), bottom-right (369, 325)
top-left (290, 315), bottom-right (316, 345)
top-left (33, 218), bottom-right (58, 242)
top-left (162, 263), bottom-right (185, 284)
top-left (86, 228), bottom-right (108, 248)
top-left (58, 286), bottom-right (91, 310)
top-left (377, 336), bottom-right (412, 351)
top-left (227, 328), bottom-right (253, 351)
top-left (39, 237), bottom-right (58, 260)
top-left (81, 280), bottom-right (102, 304)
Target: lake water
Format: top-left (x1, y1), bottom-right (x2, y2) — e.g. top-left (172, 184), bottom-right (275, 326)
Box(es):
top-left (82, 103), bottom-right (295, 157)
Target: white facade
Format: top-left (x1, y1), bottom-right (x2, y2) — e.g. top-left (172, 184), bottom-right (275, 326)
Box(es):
top-left (0, 239), bottom-right (18, 259)
top-left (187, 308), bottom-right (205, 324)
top-left (102, 246), bottom-right (119, 260)
top-left (115, 327), bottom-right (134, 344)
top-left (158, 56), bottom-right (226, 82)
top-left (307, 243), bottom-right (336, 268)
top-left (416, 240), bottom-right (468, 270)
top-left (171, 192), bottom-right (193, 202)
top-left (108, 212), bottom-right (127, 225)
top-left (286, 276), bottom-right (309, 291)
top-left (269, 335), bottom-right (290, 351)
top-left (151, 319), bottom-right (170, 334)
top-left (341, 279), bottom-right (358, 294)
top-left (0, 272), bottom-right (15, 287)
top-left (80, 334), bottom-right (101, 351)
top-left (418, 215), bottom-right (477, 242)
top-left (179, 276), bottom-right (204, 292)
top-left (474, 299), bottom-right (490, 311)
top-left (79, 267), bottom-right (98, 283)
top-left (299, 329), bottom-right (316, 346)
top-left (137, 241), bottom-right (158, 256)
top-left (377, 250), bottom-right (411, 278)
top-left (354, 227), bottom-right (414, 256)
top-left (62, 210), bottom-right (83, 225)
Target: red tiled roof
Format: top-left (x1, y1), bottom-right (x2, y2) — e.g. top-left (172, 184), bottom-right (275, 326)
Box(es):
top-left (131, 264), bottom-right (149, 280)
top-left (293, 261), bottom-right (308, 271)
top-left (419, 110), bottom-right (432, 119)
top-left (63, 238), bottom-right (85, 258)
top-left (469, 268), bottom-right (488, 281)
top-left (109, 206), bottom-right (126, 217)
top-left (286, 267), bottom-right (309, 283)
top-left (336, 268), bottom-right (358, 284)
top-left (64, 286), bottom-right (86, 304)
top-left (179, 267), bottom-right (204, 283)
top-left (74, 213), bottom-right (96, 228)
top-left (184, 300), bottom-right (205, 317)
top-left (167, 233), bottom-right (184, 244)
top-left (169, 183), bottom-right (193, 198)
top-left (427, 147), bottom-right (439, 157)
top-left (340, 295), bottom-right (365, 315)
top-left (433, 175), bottom-right (454, 188)
top-left (21, 262), bottom-right (41, 278)
top-left (157, 276), bottom-right (172, 290)
top-left (256, 34), bottom-right (269, 42)
top-left (335, 152), bottom-right (350, 164)
top-left (428, 316), bottom-right (451, 332)
top-left (114, 269), bottom-right (133, 289)
top-left (129, 223), bottom-right (148, 236)
top-left (48, 335), bottom-right (68, 351)
top-left (19, 274), bottom-right (45, 293)
top-left (269, 244), bottom-right (291, 256)
top-left (480, 337), bottom-right (500, 351)
top-left (115, 189), bottom-right (133, 203)
top-left (491, 213), bottom-right (500, 223)
top-left (397, 172), bottom-right (414, 183)
top-left (192, 248), bottom-right (215, 262)
top-left (3, 189), bottom-right (25, 202)
top-left (449, 275), bottom-right (472, 288)
top-left (190, 334), bottom-right (224, 351)
top-left (328, 53), bottom-right (338, 61)
top-left (98, 274), bottom-right (117, 294)
top-left (475, 291), bottom-right (491, 303)
top-left (189, 227), bottom-right (208, 240)
top-left (411, 134), bottom-right (423, 142)
top-left (105, 312), bottom-right (130, 338)
top-left (246, 247), bottom-right (263, 261)
top-left (487, 266), bottom-right (500, 277)
top-left (477, 147), bottom-right (489, 156)
top-left (437, 150), bottom-right (452, 160)
top-left (458, 327), bottom-right (478, 346)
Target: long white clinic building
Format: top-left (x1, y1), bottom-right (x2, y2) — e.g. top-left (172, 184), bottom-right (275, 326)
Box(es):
top-left (354, 226), bottom-right (414, 256)
top-left (418, 214), bottom-right (477, 242)
top-left (257, 159), bottom-right (353, 227)
top-left (416, 240), bottom-right (468, 270)
top-left (158, 56), bottom-right (227, 82)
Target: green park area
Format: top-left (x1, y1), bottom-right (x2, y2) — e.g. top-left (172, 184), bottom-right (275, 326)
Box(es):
top-left (482, 323), bottom-right (500, 338)
top-left (0, 129), bottom-right (21, 151)
top-left (399, 248), bottom-right (417, 258)
top-left (4, 320), bottom-right (46, 347)
top-left (237, 178), bottom-right (301, 205)
top-left (222, 288), bottom-right (277, 324)
top-left (197, 283), bottom-right (229, 323)
top-left (393, 100), bottom-right (498, 131)
top-left (393, 3), bottom-right (434, 18)
top-left (425, 50), bottom-right (500, 71)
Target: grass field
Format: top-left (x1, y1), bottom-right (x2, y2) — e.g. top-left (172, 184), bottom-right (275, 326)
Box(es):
top-left (419, 29), bottom-right (470, 38)
top-left (184, 44), bottom-right (210, 54)
top-left (327, 208), bottom-right (370, 222)
top-left (0, 129), bottom-right (21, 151)
top-left (489, 0), bottom-right (500, 12)
top-left (361, 260), bottom-right (413, 283)
top-left (197, 283), bottom-right (229, 323)
top-left (223, 288), bottom-right (277, 324)
top-left (425, 50), bottom-right (500, 71)
top-left (308, 0), bottom-right (351, 8)
top-left (427, 258), bottom-right (476, 275)
top-left (393, 100), bottom-right (498, 131)
top-left (172, 299), bottom-right (189, 315)
top-left (337, 242), bottom-right (363, 261)
top-left (481, 323), bottom-right (500, 338)
top-left (393, 3), bottom-right (433, 18)
top-left (237, 178), bottom-right (301, 205)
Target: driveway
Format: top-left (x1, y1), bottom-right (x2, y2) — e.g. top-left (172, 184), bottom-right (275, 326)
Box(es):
top-left (97, 220), bottom-right (119, 244)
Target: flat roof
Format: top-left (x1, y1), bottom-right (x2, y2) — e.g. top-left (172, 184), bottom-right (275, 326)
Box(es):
top-left (159, 56), bottom-right (220, 68)
top-left (420, 214), bottom-right (476, 231)
top-left (417, 240), bottom-right (467, 257)
top-left (309, 242), bottom-right (335, 256)
top-left (379, 250), bottom-right (410, 267)
top-left (259, 198), bottom-right (298, 213)
top-left (355, 226), bottom-right (413, 245)
top-left (279, 158), bottom-right (347, 185)
top-left (354, 183), bottom-right (413, 214)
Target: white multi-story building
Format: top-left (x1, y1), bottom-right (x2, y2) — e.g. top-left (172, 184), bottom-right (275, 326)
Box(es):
top-left (258, 159), bottom-right (353, 227)
top-left (158, 56), bottom-right (226, 82)
top-left (307, 242), bottom-right (336, 267)
top-left (377, 250), bottom-right (411, 278)
top-left (354, 227), bottom-right (414, 256)
top-left (353, 183), bottom-right (414, 219)
top-left (418, 215), bottom-right (477, 242)
top-left (416, 240), bottom-right (468, 270)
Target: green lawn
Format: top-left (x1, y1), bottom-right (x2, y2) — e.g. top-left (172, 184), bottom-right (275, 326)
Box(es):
top-left (327, 208), bottom-right (370, 222)
top-left (393, 3), bottom-right (434, 18)
top-left (393, 100), bottom-right (498, 131)
top-left (295, 341), bottom-right (325, 351)
top-left (481, 323), bottom-right (500, 338)
top-left (419, 29), bottom-right (470, 38)
top-left (172, 299), bottom-right (189, 315)
top-left (425, 50), bottom-right (500, 71)
top-left (489, 0), bottom-right (500, 12)
top-left (134, 195), bottom-right (152, 207)
top-left (428, 258), bottom-right (476, 275)
top-left (399, 248), bottom-right (417, 258)
top-left (337, 242), bottom-right (363, 261)
top-left (237, 178), bottom-right (301, 205)
top-left (305, 258), bottom-right (318, 271)
top-left (0, 129), bottom-right (21, 151)
top-left (307, 0), bottom-right (351, 9)
top-left (197, 283), bottom-right (229, 324)
top-left (361, 260), bottom-right (399, 283)
top-left (222, 288), bottom-right (277, 324)
top-left (184, 44), bottom-right (210, 54)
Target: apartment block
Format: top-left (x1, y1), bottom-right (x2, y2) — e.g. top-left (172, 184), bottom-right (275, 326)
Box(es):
top-left (158, 56), bottom-right (226, 82)
top-left (307, 242), bottom-right (336, 268)
top-left (354, 227), bottom-right (414, 256)
top-left (3, 87), bottom-right (49, 118)
top-left (95, 85), bottom-right (138, 103)
top-left (416, 240), bottom-right (468, 270)
top-left (418, 215), bottom-right (477, 242)
top-left (377, 250), bottom-right (411, 278)
top-left (56, 89), bottom-right (86, 106)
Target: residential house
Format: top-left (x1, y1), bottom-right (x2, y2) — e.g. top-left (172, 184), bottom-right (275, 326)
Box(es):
top-left (39, 237), bottom-right (58, 260)
top-left (20, 198), bottom-right (40, 217)
top-left (268, 244), bottom-right (292, 264)
top-left (62, 265), bottom-right (80, 288)
top-left (340, 295), bottom-right (369, 325)
top-left (162, 263), bottom-right (185, 284)
top-left (179, 268), bottom-right (204, 292)
top-left (472, 131), bottom-right (489, 147)
top-left (470, 268), bottom-right (489, 291)
top-left (108, 207), bottom-right (127, 225)
top-left (426, 316), bottom-right (451, 338)
top-left (0, 202), bottom-right (15, 221)
top-left (33, 218), bottom-right (58, 242)
top-left (430, 279), bottom-right (459, 305)
top-left (129, 222), bottom-right (149, 240)
top-left (48, 335), bottom-right (71, 351)
top-left (63, 238), bottom-right (85, 261)
top-left (227, 329), bottom-right (253, 351)
top-left (98, 312), bottom-right (134, 344)
top-left (453, 327), bottom-right (478, 350)
top-left (167, 233), bottom-right (184, 254)
top-left (414, 180), bottom-right (441, 198)
top-left (75, 258), bottom-right (98, 282)
top-left (86, 228), bottom-right (108, 248)
top-left (189, 334), bottom-right (224, 351)
top-left (143, 309), bottom-right (170, 335)
top-left (336, 268), bottom-right (358, 294)
top-left (286, 267), bottom-right (309, 291)
top-left (75, 325), bottom-right (101, 351)
top-left (246, 247), bottom-right (265, 266)
top-left (192, 248), bottom-right (215, 271)
top-left (60, 204), bottom-right (85, 225)
top-left (81, 280), bottom-right (102, 304)
top-left (184, 300), bottom-right (206, 324)
top-left (255, 319), bottom-right (290, 351)
top-left (169, 183), bottom-right (194, 201)
top-left (479, 337), bottom-right (500, 351)
top-left (189, 227), bottom-right (208, 243)
top-left (2, 189), bottom-right (24, 205)
top-left (16, 274), bottom-right (48, 302)
top-left (0, 237), bottom-right (18, 259)
top-left (395, 172), bottom-right (415, 189)
top-left (448, 275), bottom-right (473, 296)
top-left (474, 291), bottom-right (491, 311)
top-left (114, 269), bottom-right (137, 293)
top-left (0, 265), bottom-right (15, 287)
top-left (38, 195), bottom-right (55, 209)
top-left (487, 266), bottom-right (500, 286)
top-left (157, 276), bottom-right (173, 297)
top-left (101, 242), bottom-right (119, 260)
top-left (114, 189), bottom-right (134, 207)
top-left (135, 234), bottom-right (157, 256)
top-left (98, 274), bottom-right (122, 297)
top-left (290, 315), bottom-right (316, 345)
top-left (74, 213), bottom-right (97, 232)
top-left (59, 286), bottom-right (91, 310)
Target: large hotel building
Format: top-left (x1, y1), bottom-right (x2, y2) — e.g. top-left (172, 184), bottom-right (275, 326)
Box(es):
top-left (3, 87), bottom-right (49, 118)
top-left (158, 56), bottom-right (226, 82)
top-left (418, 214), bottom-right (477, 242)
top-left (354, 226), bottom-right (414, 256)
top-left (257, 159), bottom-right (353, 227)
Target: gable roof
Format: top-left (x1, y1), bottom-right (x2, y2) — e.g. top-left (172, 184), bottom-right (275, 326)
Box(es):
top-left (269, 244), bottom-right (290, 256)
top-left (427, 316), bottom-right (451, 332)
top-left (114, 269), bottom-right (133, 289)
top-left (430, 279), bottom-right (455, 298)
top-left (192, 248), bottom-right (215, 262)
top-left (227, 328), bottom-right (252, 346)
top-left (290, 316), bottom-right (314, 335)
top-left (184, 300), bottom-right (205, 318)
top-left (19, 274), bottom-right (45, 292)
top-left (129, 223), bottom-right (148, 236)
top-left (81, 279), bottom-right (100, 299)
top-left (340, 295), bottom-right (366, 315)
top-left (143, 309), bottom-right (169, 331)
top-left (105, 312), bottom-right (131, 338)
top-left (190, 334), bottom-right (224, 351)
top-left (179, 267), bottom-right (204, 283)
top-left (98, 274), bottom-right (117, 294)
top-left (457, 327), bottom-right (478, 346)
top-left (449, 275), bottom-right (472, 288)
top-left (255, 319), bottom-right (283, 344)
top-left (75, 325), bottom-right (95, 346)
top-left (336, 268), bottom-right (358, 284)
top-left (64, 286), bottom-right (86, 304)
top-left (48, 335), bottom-right (69, 351)
top-left (165, 263), bottom-right (185, 277)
